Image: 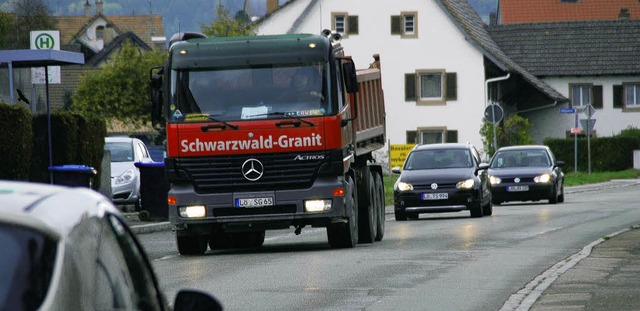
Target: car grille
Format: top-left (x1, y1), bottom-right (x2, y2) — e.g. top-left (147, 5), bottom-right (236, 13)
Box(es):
top-left (175, 152), bottom-right (327, 193)
top-left (412, 182), bottom-right (458, 191)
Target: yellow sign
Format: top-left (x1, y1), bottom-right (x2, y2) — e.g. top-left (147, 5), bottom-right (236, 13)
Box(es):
top-left (389, 144), bottom-right (415, 169)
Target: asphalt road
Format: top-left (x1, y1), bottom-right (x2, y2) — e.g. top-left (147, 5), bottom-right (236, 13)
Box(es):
top-left (136, 181), bottom-right (640, 311)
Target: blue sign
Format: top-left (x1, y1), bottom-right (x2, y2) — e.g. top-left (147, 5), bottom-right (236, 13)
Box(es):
top-left (560, 108), bottom-right (576, 114)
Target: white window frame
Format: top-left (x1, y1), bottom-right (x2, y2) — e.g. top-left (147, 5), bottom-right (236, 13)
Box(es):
top-left (624, 84), bottom-right (640, 107)
top-left (570, 84), bottom-right (591, 108)
top-left (333, 13), bottom-right (346, 34)
top-left (417, 70), bottom-right (444, 104)
top-left (401, 12), bottom-right (418, 38)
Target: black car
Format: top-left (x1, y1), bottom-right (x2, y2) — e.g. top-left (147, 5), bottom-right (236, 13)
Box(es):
top-left (488, 145), bottom-right (565, 205)
top-left (392, 143), bottom-right (492, 220)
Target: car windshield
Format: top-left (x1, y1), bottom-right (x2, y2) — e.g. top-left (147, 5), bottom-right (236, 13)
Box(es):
top-left (0, 223), bottom-right (57, 311)
top-left (404, 149), bottom-right (472, 170)
top-left (491, 149), bottom-right (551, 168)
top-left (105, 142), bottom-right (134, 162)
top-left (169, 62), bottom-right (330, 123)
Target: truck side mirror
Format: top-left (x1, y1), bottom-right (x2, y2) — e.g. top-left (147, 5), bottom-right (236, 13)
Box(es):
top-left (342, 61), bottom-right (358, 94)
top-left (150, 66), bottom-right (164, 128)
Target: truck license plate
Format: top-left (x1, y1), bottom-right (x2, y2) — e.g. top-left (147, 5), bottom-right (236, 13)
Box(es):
top-left (235, 197), bottom-right (274, 208)
top-left (422, 193), bottom-right (448, 200)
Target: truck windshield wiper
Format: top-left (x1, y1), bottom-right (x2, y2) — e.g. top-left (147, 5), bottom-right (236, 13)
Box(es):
top-left (256, 112), bottom-right (315, 127)
top-left (200, 115), bottom-right (239, 131)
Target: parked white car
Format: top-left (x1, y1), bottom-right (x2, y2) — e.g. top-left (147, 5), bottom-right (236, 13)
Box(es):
top-left (0, 180), bottom-right (221, 310)
top-left (105, 137), bottom-right (153, 210)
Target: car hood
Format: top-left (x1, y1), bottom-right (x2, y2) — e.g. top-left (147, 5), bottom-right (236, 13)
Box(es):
top-left (111, 162), bottom-right (137, 177)
top-left (488, 167), bottom-right (552, 177)
top-left (400, 167), bottom-right (475, 184)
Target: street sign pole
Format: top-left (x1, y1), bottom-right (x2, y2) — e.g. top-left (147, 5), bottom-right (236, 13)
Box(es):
top-left (492, 105), bottom-right (498, 152)
top-left (574, 109), bottom-right (578, 173)
top-left (587, 113), bottom-right (591, 175)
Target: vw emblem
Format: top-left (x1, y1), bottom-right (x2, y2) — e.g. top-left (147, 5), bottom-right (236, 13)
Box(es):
top-left (514, 177), bottom-right (521, 183)
top-left (431, 183), bottom-right (438, 190)
top-left (241, 159), bottom-right (264, 181)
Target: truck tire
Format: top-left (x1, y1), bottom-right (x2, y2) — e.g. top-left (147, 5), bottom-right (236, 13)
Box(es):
top-left (327, 175), bottom-right (358, 248)
top-left (358, 171), bottom-right (377, 244)
top-left (176, 234), bottom-right (208, 255)
top-left (373, 172), bottom-right (385, 241)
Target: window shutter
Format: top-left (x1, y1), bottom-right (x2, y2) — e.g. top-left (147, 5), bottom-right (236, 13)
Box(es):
top-left (446, 130), bottom-right (458, 143)
top-left (406, 131), bottom-right (417, 144)
top-left (592, 85), bottom-right (603, 109)
top-left (347, 15), bottom-right (359, 34)
top-left (391, 16), bottom-right (402, 34)
top-left (405, 73), bottom-right (416, 101)
top-left (613, 85), bottom-right (623, 108)
top-left (445, 72), bottom-right (457, 101)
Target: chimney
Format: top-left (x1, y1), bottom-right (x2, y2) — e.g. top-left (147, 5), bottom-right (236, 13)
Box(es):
top-left (84, 0), bottom-right (91, 17)
top-left (266, 0), bottom-right (278, 15)
top-left (618, 8), bottom-right (630, 20)
top-left (96, 0), bottom-right (103, 15)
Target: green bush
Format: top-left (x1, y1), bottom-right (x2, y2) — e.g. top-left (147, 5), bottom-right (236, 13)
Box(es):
top-left (0, 103), bottom-right (32, 180)
top-left (480, 115), bottom-right (534, 156)
top-left (545, 136), bottom-right (640, 172)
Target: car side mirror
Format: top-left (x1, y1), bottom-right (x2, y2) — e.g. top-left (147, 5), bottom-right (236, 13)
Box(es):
top-left (554, 161), bottom-right (565, 168)
top-left (173, 289), bottom-right (223, 311)
top-left (476, 163), bottom-right (489, 173)
top-left (391, 166), bottom-right (401, 174)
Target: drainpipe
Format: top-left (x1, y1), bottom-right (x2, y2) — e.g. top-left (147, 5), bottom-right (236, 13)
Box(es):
top-left (485, 73), bottom-right (510, 153)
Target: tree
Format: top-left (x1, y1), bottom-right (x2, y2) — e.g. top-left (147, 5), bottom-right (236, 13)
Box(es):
top-left (0, 11), bottom-right (13, 49)
top-left (12, 0), bottom-right (57, 49)
top-left (201, 5), bottom-right (256, 37)
top-left (72, 43), bottom-right (166, 127)
top-left (480, 114), bottom-right (534, 156)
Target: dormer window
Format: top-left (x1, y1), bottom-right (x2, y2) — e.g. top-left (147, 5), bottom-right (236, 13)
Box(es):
top-left (96, 25), bottom-right (105, 40)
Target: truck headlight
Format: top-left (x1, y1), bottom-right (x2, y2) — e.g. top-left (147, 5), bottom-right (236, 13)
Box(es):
top-left (456, 178), bottom-right (475, 189)
top-left (179, 205), bottom-right (206, 218)
top-left (305, 199), bottom-right (332, 212)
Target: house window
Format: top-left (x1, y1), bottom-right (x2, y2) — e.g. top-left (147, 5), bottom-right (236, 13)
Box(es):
top-left (391, 12), bottom-right (418, 38)
top-left (96, 25), bottom-right (105, 40)
top-left (560, 0), bottom-right (578, 3)
top-left (407, 129), bottom-right (457, 144)
top-left (625, 84), bottom-right (640, 107)
top-left (332, 13), bottom-right (358, 37)
top-left (405, 70), bottom-right (457, 104)
top-left (570, 84), bottom-right (591, 108)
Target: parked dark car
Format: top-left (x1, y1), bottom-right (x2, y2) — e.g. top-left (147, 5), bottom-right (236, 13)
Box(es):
top-left (0, 180), bottom-right (221, 311)
top-left (488, 145), bottom-right (565, 205)
top-left (392, 143), bottom-right (492, 220)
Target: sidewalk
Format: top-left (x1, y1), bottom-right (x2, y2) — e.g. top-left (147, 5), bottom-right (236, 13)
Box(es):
top-left (127, 179), bottom-right (640, 311)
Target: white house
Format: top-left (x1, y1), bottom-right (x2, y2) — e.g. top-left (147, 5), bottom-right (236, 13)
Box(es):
top-left (255, 0), bottom-right (565, 159)
top-left (489, 21), bottom-right (640, 142)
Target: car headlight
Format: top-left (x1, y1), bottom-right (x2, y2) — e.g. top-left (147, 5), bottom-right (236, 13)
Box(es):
top-left (115, 168), bottom-right (136, 185)
top-left (395, 181), bottom-right (413, 192)
top-left (489, 176), bottom-right (501, 185)
top-left (534, 173), bottom-right (551, 183)
top-left (456, 178), bottom-right (475, 189)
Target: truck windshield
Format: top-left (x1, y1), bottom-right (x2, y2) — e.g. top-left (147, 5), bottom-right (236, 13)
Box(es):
top-left (169, 63), bottom-right (330, 123)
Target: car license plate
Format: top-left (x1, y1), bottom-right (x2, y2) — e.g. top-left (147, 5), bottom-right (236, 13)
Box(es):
top-left (507, 185), bottom-right (529, 192)
top-left (422, 193), bottom-right (448, 200)
top-left (235, 197), bottom-right (274, 208)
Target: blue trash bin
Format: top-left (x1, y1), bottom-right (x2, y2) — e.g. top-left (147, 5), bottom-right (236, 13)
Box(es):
top-left (134, 162), bottom-right (168, 221)
top-left (48, 165), bottom-right (97, 188)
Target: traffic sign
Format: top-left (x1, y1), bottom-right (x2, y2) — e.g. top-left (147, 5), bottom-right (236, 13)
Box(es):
top-left (484, 104), bottom-right (504, 124)
top-left (583, 104), bottom-right (596, 118)
top-left (560, 107), bottom-right (576, 114)
top-left (580, 119), bottom-right (596, 134)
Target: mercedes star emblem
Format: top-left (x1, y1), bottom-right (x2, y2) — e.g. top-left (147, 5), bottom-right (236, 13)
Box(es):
top-left (242, 159), bottom-right (264, 181)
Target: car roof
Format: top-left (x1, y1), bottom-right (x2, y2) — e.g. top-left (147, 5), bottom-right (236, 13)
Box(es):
top-left (496, 145), bottom-right (550, 152)
top-left (412, 143), bottom-right (473, 151)
top-left (0, 180), bottom-right (119, 238)
top-left (106, 136), bottom-right (140, 143)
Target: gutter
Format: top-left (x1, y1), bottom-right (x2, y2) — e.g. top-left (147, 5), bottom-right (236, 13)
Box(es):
top-left (517, 101), bottom-right (560, 114)
top-left (485, 73), bottom-right (511, 108)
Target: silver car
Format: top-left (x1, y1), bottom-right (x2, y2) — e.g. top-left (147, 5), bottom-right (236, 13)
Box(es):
top-left (0, 180), bottom-right (221, 311)
top-left (105, 136), bottom-right (153, 209)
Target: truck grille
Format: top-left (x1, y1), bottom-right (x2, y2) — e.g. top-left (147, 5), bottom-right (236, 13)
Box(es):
top-left (174, 152), bottom-right (327, 193)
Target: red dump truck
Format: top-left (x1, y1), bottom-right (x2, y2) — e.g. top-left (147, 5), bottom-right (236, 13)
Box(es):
top-left (150, 31), bottom-right (386, 255)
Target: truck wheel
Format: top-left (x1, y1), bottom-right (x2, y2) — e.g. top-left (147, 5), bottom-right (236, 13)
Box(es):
top-left (358, 171), bottom-right (377, 244)
top-left (176, 234), bottom-right (208, 255)
top-left (327, 175), bottom-right (358, 248)
top-left (373, 172), bottom-right (385, 241)
top-left (209, 232), bottom-right (231, 250)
